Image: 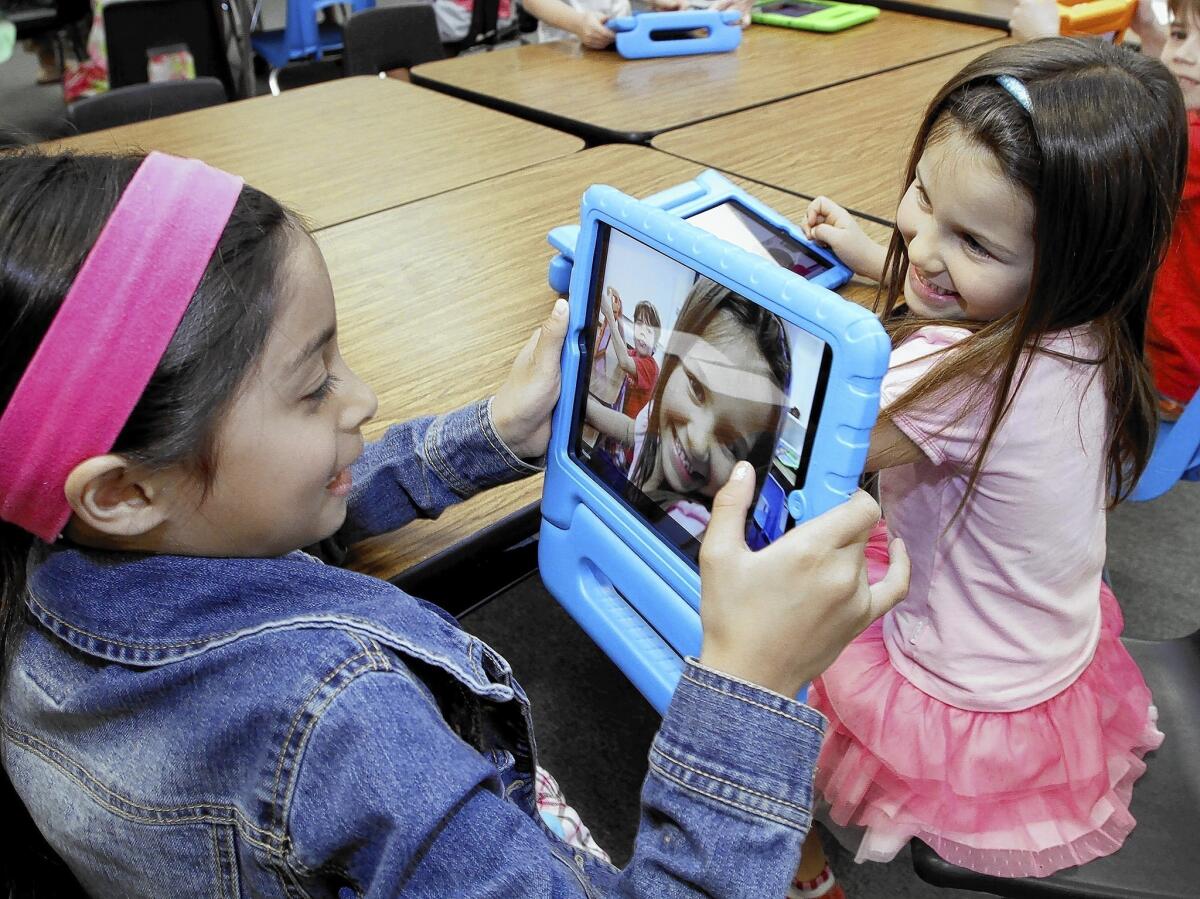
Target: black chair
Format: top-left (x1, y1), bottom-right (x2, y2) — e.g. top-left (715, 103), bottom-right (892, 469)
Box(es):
top-left (67, 77), bottom-right (227, 133)
top-left (343, 4), bottom-right (444, 77)
top-left (912, 629), bottom-right (1200, 898)
top-left (102, 0), bottom-right (236, 98)
top-left (5, 0), bottom-right (89, 61)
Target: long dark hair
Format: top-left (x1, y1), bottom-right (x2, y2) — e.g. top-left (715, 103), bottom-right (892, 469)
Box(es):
top-left (0, 152), bottom-right (299, 894)
top-left (875, 38), bottom-right (1187, 507)
top-left (629, 276), bottom-right (792, 501)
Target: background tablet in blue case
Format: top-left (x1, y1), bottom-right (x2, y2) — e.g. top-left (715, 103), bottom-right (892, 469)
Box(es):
top-left (608, 10), bottom-right (743, 59)
top-left (539, 186), bottom-right (889, 712)
top-left (547, 170), bottom-right (852, 295)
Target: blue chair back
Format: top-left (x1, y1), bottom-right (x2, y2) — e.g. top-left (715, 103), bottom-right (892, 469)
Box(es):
top-left (1130, 394), bottom-right (1200, 501)
top-left (266, 0), bottom-right (375, 64)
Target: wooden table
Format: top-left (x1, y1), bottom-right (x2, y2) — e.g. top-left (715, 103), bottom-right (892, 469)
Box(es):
top-left (869, 0), bottom-right (1012, 29)
top-left (315, 146), bottom-right (889, 593)
top-left (410, 16), bottom-right (1001, 144)
top-left (48, 77), bottom-right (583, 230)
top-left (654, 44), bottom-right (994, 223)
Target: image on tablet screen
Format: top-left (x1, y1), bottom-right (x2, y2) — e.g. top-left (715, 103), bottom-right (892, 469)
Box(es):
top-left (574, 224), bottom-right (832, 565)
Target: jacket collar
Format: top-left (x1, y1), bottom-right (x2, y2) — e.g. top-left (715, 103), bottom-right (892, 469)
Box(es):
top-left (26, 545), bottom-right (517, 701)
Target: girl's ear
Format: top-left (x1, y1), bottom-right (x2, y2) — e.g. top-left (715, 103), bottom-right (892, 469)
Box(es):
top-left (64, 455), bottom-right (172, 538)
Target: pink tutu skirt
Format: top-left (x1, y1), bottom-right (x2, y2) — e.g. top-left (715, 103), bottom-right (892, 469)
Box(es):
top-left (808, 526), bottom-right (1163, 878)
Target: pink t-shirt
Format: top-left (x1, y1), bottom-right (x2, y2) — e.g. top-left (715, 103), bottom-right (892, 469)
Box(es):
top-left (879, 326), bottom-right (1109, 712)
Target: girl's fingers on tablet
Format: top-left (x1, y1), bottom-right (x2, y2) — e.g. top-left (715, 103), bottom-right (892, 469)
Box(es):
top-left (535, 298), bottom-right (569, 373)
top-left (788, 489), bottom-right (880, 551)
top-left (700, 462), bottom-right (755, 559)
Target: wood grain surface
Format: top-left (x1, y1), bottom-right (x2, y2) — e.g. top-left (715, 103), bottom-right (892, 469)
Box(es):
top-left (654, 44), bottom-right (998, 222)
top-left (411, 15), bottom-right (1000, 142)
top-left (47, 77), bottom-right (583, 230)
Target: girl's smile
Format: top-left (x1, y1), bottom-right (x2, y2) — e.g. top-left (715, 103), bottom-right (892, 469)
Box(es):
top-left (896, 123), bottom-right (1035, 323)
top-left (907, 265), bottom-right (961, 310)
top-left (667, 421), bottom-right (705, 489)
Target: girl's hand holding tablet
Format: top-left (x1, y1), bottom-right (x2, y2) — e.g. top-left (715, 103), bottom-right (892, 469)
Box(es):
top-left (698, 464), bottom-right (910, 697)
top-left (491, 298), bottom-right (571, 461)
top-left (803, 195), bottom-right (888, 282)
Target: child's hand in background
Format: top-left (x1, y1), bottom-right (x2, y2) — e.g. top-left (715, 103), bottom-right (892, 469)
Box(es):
top-left (803, 196), bottom-right (887, 282)
top-left (600, 286), bottom-right (616, 321)
top-left (1133, 0), bottom-right (1165, 58)
top-left (698, 465), bottom-right (909, 697)
top-left (1008, 0), bottom-right (1061, 41)
top-left (711, 0), bottom-right (754, 26)
top-left (577, 11), bottom-right (617, 48)
top-left (492, 298), bottom-right (569, 460)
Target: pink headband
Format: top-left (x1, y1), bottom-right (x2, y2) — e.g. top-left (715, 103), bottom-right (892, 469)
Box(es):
top-left (0, 152), bottom-right (244, 542)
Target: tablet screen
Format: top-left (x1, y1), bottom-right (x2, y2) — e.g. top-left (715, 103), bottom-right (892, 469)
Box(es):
top-left (686, 200), bottom-right (834, 280)
top-left (757, 1), bottom-right (828, 17)
top-left (572, 224), bottom-right (833, 567)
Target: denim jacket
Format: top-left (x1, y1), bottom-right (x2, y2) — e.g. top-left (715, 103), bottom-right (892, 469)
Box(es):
top-left (2, 399), bottom-right (827, 898)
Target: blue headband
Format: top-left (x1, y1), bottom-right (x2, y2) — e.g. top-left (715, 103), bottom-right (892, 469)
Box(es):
top-left (996, 75), bottom-right (1033, 113)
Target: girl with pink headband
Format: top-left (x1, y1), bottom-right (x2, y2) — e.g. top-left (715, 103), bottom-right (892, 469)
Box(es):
top-left (0, 151), bottom-right (907, 896)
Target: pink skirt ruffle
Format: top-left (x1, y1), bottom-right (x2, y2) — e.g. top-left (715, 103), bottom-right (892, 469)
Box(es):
top-left (808, 527), bottom-right (1163, 878)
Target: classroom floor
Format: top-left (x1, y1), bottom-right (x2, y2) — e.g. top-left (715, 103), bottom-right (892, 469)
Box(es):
top-left (463, 479), bottom-right (1200, 897)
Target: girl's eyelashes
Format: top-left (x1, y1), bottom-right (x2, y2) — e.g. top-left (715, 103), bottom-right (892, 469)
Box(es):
top-left (304, 372), bottom-right (340, 406)
top-left (915, 183), bottom-right (931, 210)
top-left (1171, 27), bottom-right (1188, 39)
top-left (685, 369), bottom-right (706, 405)
top-left (961, 233), bottom-right (993, 260)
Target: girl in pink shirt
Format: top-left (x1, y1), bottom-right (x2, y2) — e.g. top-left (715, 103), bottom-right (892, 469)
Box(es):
top-left (788, 38), bottom-right (1186, 892)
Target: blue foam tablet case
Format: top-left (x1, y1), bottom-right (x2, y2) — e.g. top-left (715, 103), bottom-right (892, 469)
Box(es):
top-left (608, 10), bottom-right (743, 58)
top-left (547, 169), bottom-right (852, 295)
top-left (539, 185), bottom-right (890, 713)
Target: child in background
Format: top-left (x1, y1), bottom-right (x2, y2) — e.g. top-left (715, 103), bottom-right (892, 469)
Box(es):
top-left (605, 292), bottom-right (661, 419)
top-left (792, 38), bottom-right (1185, 896)
top-left (593, 285), bottom-right (626, 404)
top-left (1009, 0), bottom-right (1200, 419)
top-left (521, 0), bottom-right (636, 47)
top-left (433, 0), bottom-right (520, 45)
top-left (597, 292), bottom-right (661, 468)
top-left (1009, 0), bottom-right (1165, 49)
top-left (582, 285), bottom-right (625, 446)
top-left (520, 0), bottom-right (753, 49)
top-left (0, 151), bottom-right (910, 896)
top-left (1149, 0), bottom-right (1200, 417)
top-left (586, 276), bottom-right (792, 539)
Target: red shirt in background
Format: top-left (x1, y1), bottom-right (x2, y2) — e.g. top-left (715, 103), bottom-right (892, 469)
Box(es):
top-left (1146, 110), bottom-right (1200, 406)
top-left (622, 348), bottom-right (659, 419)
